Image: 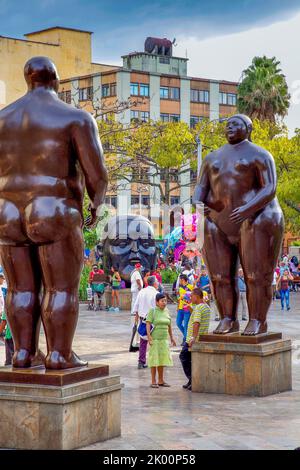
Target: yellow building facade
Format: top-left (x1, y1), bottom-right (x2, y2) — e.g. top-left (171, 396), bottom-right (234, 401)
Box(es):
top-left (0, 26), bottom-right (117, 109)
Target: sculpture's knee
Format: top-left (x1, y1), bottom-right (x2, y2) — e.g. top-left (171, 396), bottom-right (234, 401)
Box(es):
top-left (211, 274), bottom-right (232, 288)
top-left (245, 272), bottom-right (272, 288)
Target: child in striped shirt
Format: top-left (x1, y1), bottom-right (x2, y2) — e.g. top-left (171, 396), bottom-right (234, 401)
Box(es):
top-left (179, 288), bottom-right (211, 390)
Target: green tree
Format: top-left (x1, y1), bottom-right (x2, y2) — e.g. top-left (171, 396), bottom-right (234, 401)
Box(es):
top-left (237, 56), bottom-right (290, 122)
top-left (251, 119), bottom-right (300, 232)
top-left (98, 119), bottom-right (196, 205)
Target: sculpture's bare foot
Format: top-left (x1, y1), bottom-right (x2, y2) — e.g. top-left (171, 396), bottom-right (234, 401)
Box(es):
top-left (12, 348), bottom-right (32, 368)
top-left (242, 320), bottom-right (267, 336)
top-left (45, 350), bottom-right (88, 370)
top-left (213, 318), bottom-right (240, 334)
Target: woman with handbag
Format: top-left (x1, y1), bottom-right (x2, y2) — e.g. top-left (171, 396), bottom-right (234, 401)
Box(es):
top-left (146, 293), bottom-right (176, 388)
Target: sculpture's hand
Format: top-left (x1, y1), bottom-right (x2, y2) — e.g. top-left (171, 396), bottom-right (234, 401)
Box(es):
top-left (84, 206), bottom-right (98, 228)
top-left (229, 206), bottom-right (252, 224)
top-left (203, 204), bottom-right (211, 217)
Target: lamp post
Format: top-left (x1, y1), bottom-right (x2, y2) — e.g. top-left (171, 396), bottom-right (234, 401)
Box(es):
top-left (195, 133), bottom-right (202, 178)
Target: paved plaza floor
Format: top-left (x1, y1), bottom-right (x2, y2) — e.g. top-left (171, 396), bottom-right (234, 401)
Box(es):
top-left (1, 293), bottom-right (300, 450)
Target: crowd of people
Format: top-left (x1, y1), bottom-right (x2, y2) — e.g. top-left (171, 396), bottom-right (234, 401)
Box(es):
top-left (129, 250), bottom-right (300, 389)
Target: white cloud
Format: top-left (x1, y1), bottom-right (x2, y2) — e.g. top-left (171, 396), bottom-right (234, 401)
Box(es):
top-left (175, 11), bottom-right (300, 132)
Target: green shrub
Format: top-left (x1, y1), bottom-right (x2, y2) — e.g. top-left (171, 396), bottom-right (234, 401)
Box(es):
top-left (79, 265), bottom-right (90, 301)
top-left (160, 268), bottom-right (178, 284)
top-left (291, 240), bottom-right (300, 246)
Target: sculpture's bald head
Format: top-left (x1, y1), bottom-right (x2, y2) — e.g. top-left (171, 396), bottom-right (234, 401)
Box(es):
top-left (226, 113), bottom-right (253, 144)
top-left (24, 56), bottom-right (59, 92)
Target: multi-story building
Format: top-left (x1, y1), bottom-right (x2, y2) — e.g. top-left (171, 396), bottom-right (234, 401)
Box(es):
top-left (1, 28), bottom-right (237, 235)
top-left (0, 26), bottom-right (118, 110)
top-left (58, 36), bottom-right (238, 235)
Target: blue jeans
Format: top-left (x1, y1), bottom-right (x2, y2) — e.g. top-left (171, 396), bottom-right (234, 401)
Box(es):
top-left (280, 289), bottom-right (290, 310)
top-left (176, 309), bottom-right (191, 341)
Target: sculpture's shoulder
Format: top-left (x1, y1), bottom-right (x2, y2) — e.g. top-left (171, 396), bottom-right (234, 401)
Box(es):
top-left (246, 140), bottom-right (274, 163)
top-left (0, 96), bottom-right (25, 120)
top-left (203, 144), bottom-right (227, 165)
top-left (65, 105), bottom-right (97, 129)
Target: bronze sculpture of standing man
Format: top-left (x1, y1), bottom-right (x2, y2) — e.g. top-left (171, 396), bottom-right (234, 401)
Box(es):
top-left (193, 114), bottom-right (284, 336)
top-left (0, 57), bottom-right (108, 368)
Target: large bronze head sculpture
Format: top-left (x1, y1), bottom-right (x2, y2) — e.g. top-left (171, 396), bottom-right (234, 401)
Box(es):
top-left (102, 215), bottom-right (157, 283)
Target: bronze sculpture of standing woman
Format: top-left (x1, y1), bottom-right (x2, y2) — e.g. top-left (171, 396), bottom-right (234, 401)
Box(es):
top-left (193, 114), bottom-right (284, 335)
top-left (0, 57), bottom-right (108, 368)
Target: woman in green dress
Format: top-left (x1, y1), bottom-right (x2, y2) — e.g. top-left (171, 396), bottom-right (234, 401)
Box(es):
top-left (146, 293), bottom-right (176, 388)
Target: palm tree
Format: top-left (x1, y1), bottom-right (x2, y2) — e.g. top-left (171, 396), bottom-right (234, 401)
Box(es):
top-left (237, 56), bottom-right (290, 122)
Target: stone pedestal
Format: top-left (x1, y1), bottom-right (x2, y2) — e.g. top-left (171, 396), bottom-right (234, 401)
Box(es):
top-left (0, 365), bottom-right (122, 449)
top-left (105, 288), bottom-right (131, 310)
top-left (192, 333), bottom-right (292, 396)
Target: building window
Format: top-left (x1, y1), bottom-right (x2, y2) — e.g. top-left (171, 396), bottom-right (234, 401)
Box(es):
top-left (142, 196), bottom-right (150, 206)
top-left (160, 113), bottom-right (169, 122)
top-left (160, 87), bottom-right (169, 99)
top-left (130, 83), bottom-right (139, 96)
top-left (66, 91), bottom-right (71, 104)
top-left (191, 89), bottom-right (209, 103)
top-left (140, 111), bottom-right (150, 122)
top-left (130, 110), bottom-right (150, 122)
top-left (159, 57), bottom-right (170, 64)
top-left (190, 116), bottom-right (203, 128)
top-left (102, 84), bottom-right (110, 97)
top-left (227, 93), bottom-right (237, 106)
top-left (130, 110), bottom-right (139, 122)
top-left (219, 92), bottom-right (237, 106)
top-left (160, 113), bottom-right (180, 122)
top-left (131, 196), bottom-right (139, 205)
top-left (79, 87), bottom-right (92, 101)
top-left (169, 87), bottom-right (180, 100)
top-left (171, 196), bottom-right (180, 205)
top-left (105, 196), bottom-right (117, 208)
top-left (111, 197), bottom-right (117, 208)
top-left (110, 83), bottom-right (116, 96)
top-left (160, 86), bottom-right (180, 100)
top-left (140, 84), bottom-right (149, 97)
top-left (79, 88), bottom-right (86, 101)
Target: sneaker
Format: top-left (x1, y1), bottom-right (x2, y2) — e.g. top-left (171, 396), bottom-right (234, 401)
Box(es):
top-left (182, 381), bottom-right (191, 389)
top-left (114, 307), bottom-right (120, 312)
top-left (109, 307), bottom-right (115, 311)
top-left (187, 384), bottom-right (192, 391)
top-left (138, 363), bottom-right (148, 369)
top-left (287, 307), bottom-right (291, 311)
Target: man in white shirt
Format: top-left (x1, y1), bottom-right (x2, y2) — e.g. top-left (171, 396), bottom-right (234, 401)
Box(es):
top-left (133, 276), bottom-right (158, 369)
top-left (131, 263), bottom-right (144, 315)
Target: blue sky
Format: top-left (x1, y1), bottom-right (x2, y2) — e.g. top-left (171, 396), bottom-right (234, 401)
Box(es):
top-left (1, 0), bottom-right (300, 62)
top-left (1, 0), bottom-right (300, 130)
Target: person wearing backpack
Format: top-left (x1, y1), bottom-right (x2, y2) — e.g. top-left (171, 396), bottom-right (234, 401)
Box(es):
top-left (133, 276), bottom-right (158, 369)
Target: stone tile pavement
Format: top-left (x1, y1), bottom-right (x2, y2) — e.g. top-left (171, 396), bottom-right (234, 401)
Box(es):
top-left (1, 293), bottom-right (300, 450)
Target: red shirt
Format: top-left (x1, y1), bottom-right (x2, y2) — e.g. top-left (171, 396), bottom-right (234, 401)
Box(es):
top-left (89, 269), bottom-right (104, 283)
